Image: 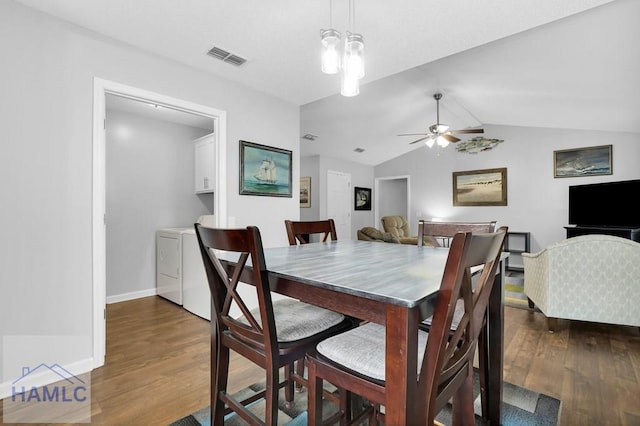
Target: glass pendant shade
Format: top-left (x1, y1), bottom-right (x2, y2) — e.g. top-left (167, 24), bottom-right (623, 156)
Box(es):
top-left (320, 29), bottom-right (341, 74)
top-left (343, 33), bottom-right (364, 79)
top-left (340, 72), bottom-right (360, 97)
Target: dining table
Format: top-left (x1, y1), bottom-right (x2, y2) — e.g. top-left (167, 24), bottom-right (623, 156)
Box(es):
top-left (223, 239), bottom-right (505, 425)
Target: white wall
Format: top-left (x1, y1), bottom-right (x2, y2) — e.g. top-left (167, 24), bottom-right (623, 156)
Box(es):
top-left (105, 109), bottom-right (212, 300)
top-left (375, 124), bottom-right (640, 252)
top-left (0, 0), bottom-right (299, 381)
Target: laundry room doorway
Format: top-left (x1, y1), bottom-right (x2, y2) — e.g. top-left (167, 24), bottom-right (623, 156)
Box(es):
top-left (92, 78), bottom-right (227, 368)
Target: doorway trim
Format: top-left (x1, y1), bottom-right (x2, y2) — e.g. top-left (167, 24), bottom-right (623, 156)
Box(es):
top-left (92, 77), bottom-right (227, 367)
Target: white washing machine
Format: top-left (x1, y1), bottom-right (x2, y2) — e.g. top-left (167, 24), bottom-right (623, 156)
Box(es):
top-left (156, 224), bottom-right (212, 320)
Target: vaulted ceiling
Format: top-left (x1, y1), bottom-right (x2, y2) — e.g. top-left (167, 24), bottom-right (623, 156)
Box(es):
top-left (301, 0), bottom-right (640, 164)
top-left (15, 0), bottom-right (640, 165)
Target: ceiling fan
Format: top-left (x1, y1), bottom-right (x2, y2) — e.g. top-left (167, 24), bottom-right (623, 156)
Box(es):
top-left (398, 93), bottom-right (484, 147)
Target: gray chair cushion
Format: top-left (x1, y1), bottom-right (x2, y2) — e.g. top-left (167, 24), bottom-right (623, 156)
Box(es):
top-left (316, 322), bottom-right (429, 382)
top-left (241, 299), bottom-right (346, 343)
top-left (421, 299), bottom-right (465, 330)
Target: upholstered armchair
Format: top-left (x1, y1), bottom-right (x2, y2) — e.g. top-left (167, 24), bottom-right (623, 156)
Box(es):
top-left (380, 215), bottom-right (412, 241)
top-left (522, 234), bottom-right (640, 332)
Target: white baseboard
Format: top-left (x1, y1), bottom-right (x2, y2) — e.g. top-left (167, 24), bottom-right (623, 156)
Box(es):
top-left (106, 288), bottom-right (157, 304)
top-left (0, 357), bottom-right (94, 400)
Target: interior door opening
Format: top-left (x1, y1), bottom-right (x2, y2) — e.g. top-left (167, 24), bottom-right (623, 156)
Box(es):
top-left (375, 176), bottom-right (410, 232)
top-left (92, 78), bottom-right (227, 368)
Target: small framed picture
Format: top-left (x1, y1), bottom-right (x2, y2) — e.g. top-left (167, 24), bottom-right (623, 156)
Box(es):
top-left (300, 176), bottom-right (311, 208)
top-left (354, 187), bottom-right (372, 211)
top-left (553, 145), bottom-right (612, 178)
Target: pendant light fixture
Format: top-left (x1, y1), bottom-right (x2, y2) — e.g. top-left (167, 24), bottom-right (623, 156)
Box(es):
top-left (320, 28), bottom-right (341, 74)
top-left (320, 0), bottom-right (365, 97)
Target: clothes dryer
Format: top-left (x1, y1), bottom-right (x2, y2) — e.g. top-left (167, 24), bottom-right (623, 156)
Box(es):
top-left (156, 227), bottom-right (192, 305)
top-left (156, 226), bottom-right (211, 320)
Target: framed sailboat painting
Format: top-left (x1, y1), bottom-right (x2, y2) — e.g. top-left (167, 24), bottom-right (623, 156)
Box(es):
top-left (239, 140), bottom-right (292, 197)
top-left (553, 145), bottom-right (612, 178)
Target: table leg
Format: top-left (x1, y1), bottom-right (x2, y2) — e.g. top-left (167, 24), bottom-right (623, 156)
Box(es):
top-left (384, 305), bottom-right (419, 425)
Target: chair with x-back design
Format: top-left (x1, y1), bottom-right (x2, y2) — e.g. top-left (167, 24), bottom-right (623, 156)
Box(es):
top-left (194, 224), bottom-right (354, 425)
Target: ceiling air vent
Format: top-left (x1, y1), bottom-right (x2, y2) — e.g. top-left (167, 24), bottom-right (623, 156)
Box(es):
top-left (207, 46), bottom-right (247, 67)
top-left (354, 148), bottom-right (365, 153)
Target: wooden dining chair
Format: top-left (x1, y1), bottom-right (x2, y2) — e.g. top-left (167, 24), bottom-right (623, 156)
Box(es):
top-left (194, 224), bottom-right (354, 425)
top-left (284, 218), bottom-right (344, 393)
top-left (305, 227), bottom-right (508, 426)
top-left (417, 220), bottom-right (497, 247)
top-left (285, 219), bottom-right (337, 245)
top-left (420, 224), bottom-right (503, 331)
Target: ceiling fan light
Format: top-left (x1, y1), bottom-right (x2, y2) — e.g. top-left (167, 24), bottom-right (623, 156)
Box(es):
top-left (343, 32), bottom-right (364, 79)
top-left (425, 138), bottom-right (435, 148)
top-left (437, 136), bottom-right (449, 148)
top-left (320, 29), bottom-right (341, 74)
top-left (341, 73), bottom-right (360, 97)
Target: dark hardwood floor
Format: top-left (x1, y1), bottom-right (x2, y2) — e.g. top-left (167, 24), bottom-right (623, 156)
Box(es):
top-left (2, 296), bottom-right (639, 425)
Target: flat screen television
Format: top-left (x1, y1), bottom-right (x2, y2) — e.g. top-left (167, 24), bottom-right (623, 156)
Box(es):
top-left (568, 179), bottom-right (640, 228)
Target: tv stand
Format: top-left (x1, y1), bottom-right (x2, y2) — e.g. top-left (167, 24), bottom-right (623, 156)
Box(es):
top-left (565, 226), bottom-right (640, 243)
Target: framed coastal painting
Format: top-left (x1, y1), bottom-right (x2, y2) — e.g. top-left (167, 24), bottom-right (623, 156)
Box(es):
top-left (553, 145), bottom-right (612, 178)
top-left (452, 167), bottom-right (507, 206)
top-left (354, 187), bottom-right (372, 210)
top-left (300, 176), bottom-right (311, 207)
top-left (239, 140), bottom-right (292, 197)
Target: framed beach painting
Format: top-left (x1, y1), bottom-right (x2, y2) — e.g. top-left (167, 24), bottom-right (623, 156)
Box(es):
top-left (553, 145), bottom-right (612, 178)
top-left (452, 167), bottom-right (507, 206)
top-left (300, 176), bottom-right (311, 207)
top-left (239, 140), bottom-right (292, 197)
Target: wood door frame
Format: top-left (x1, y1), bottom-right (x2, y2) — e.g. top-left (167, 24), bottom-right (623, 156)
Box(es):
top-left (92, 78), bottom-right (227, 368)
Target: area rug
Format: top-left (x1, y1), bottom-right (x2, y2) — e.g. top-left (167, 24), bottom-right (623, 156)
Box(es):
top-left (504, 271), bottom-right (531, 309)
top-left (169, 373), bottom-right (561, 426)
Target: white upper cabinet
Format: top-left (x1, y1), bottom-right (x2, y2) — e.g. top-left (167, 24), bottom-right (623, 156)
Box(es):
top-left (194, 133), bottom-right (215, 193)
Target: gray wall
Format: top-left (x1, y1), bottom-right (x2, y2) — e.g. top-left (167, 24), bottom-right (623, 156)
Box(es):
top-left (300, 156), bottom-right (320, 222)
top-left (301, 155), bottom-right (375, 240)
top-left (0, 0), bottom-right (299, 381)
top-left (377, 178), bottom-right (408, 224)
top-left (105, 108), bottom-right (212, 299)
top-left (375, 124), bottom-right (640, 252)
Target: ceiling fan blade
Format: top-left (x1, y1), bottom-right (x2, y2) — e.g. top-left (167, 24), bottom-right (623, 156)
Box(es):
top-left (398, 133), bottom-right (429, 137)
top-left (450, 128), bottom-right (484, 134)
top-left (409, 136), bottom-right (433, 145)
top-left (442, 134), bottom-right (461, 143)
